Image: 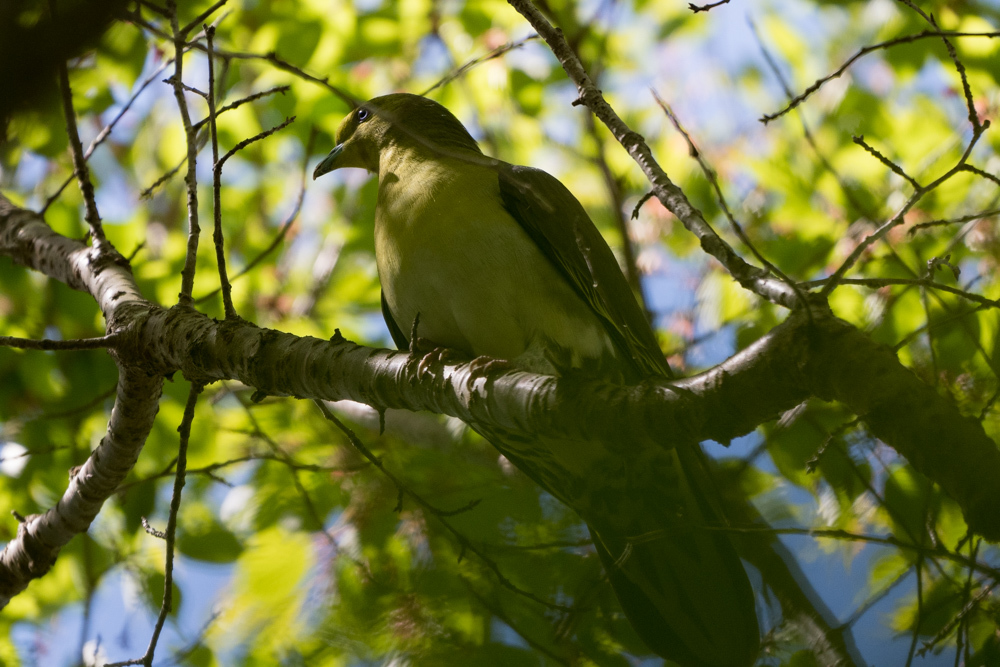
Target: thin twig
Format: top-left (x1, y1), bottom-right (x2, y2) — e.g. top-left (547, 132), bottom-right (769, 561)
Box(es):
top-left (107, 383), bottom-right (202, 667)
top-left (195, 126), bottom-right (315, 304)
top-left (137, 0), bottom-right (170, 18)
top-left (215, 116), bottom-right (296, 173)
top-left (191, 85), bottom-right (290, 132)
top-left (205, 113), bottom-right (297, 308)
top-left (893, 304), bottom-right (987, 351)
top-left (166, 0), bottom-right (203, 305)
top-left (904, 556), bottom-right (924, 667)
top-left (820, 121), bottom-right (988, 296)
top-left (867, 224), bottom-right (998, 383)
top-left (167, 79), bottom-right (208, 98)
top-left (140, 158), bottom-right (186, 200)
top-left (630, 191), bottom-right (655, 219)
top-left (916, 9), bottom-right (982, 133)
top-left (0, 334), bottom-right (120, 351)
top-left (204, 25), bottom-right (237, 319)
top-left (54, 37), bottom-right (106, 245)
top-left (43, 55), bottom-right (175, 213)
top-left (750, 13), bottom-right (890, 295)
top-left (121, 11), bottom-right (358, 109)
top-left (829, 431), bottom-right (950, 581)
top-left (478, 538), bottom-right (592, 551)
top-left (919, 272), bottom-right (940, 377)
top-left (465, 582), bottom-right (572, 665)
top-left (960, 163), bottom-right (1000, 188)
top-left (805, 417), bottom-right (859, 473)
top-left (140, 516), bottom-right (167, 539)
top-left (117, 451), bottom-right (366, 493)
top-left (77, 535), bottom-right (97, 667)
top-left (853, 136), bottom-right (921, 189)
top-left (149, 383), bottom-right (201, 659)
top-left (803, 276), bottom-right (1000, 310)
top-left (956, 540), bottom-right (980, 665)
top-left (652, 90), bottom-right (808, 311)
top-left (583, 112), bottom-right (649, 316)
top-left (689, 0), bottom-right (731, 12)
top-left (702, 525), bottom-right (1000, 581)
top-left (908, 207), bottom-right (1000, 234)
top-left (179, 0), bottom-right (228, 36)
top-left (37, 387), bottom-right (117, 420)
top-left (979, 385), bottom-right (1000, 421)
top-left (314, 400), bottom-right (574, 612)
top-left (143, 85), bottom-right (286, 200)
top-left (760, 29), bottom-right (1000, 123)
top-left (164, 609), bottom-right (222, 666)
top-left (917, 580), bottom-right (997, 657)
top-left (841, 564), bottom-right (913, 629)
top-left (233, 393), bottom-right (337, 546)
top-left (421, 35), bottom-right (539, 96)
top-left (220, 49), bottom-right (357, 109)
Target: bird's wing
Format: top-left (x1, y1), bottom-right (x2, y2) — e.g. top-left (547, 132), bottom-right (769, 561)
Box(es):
top-left (498, 164), bottom-right (674, 379)
top-left (381, 290), bottom-right (410, 350)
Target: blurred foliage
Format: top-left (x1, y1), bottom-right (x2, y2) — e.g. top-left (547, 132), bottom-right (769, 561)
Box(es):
top-left (1, 0), bottom-right (999, 665)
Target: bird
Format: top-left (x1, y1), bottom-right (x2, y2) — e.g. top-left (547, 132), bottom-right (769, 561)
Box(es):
top-left (313, 92), bottom-right (759, 666)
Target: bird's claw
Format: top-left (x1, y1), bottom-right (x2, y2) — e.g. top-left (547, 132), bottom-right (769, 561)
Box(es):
top-left (407, 313), bottom-right (466, 380)
top-left (409, 333), bottom-right (436, 356)
top-left (408, 313), bottom-right (429, 355)
top-left (416, 346), bottom-right (463, 379)
top-left (467, 355), bottom-right (514, 381)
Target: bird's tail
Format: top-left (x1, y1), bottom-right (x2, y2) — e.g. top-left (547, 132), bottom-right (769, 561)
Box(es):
top-left (484, 428), bottom-right (759, 665)
top-left (587, 444), bottom-right (759, 667)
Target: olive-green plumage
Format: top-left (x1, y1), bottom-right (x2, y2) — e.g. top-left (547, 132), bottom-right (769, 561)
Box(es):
top-left (314, 93), bottom-right (759, 666)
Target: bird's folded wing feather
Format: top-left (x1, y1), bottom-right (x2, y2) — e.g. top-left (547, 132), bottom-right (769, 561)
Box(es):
top-left (497, 164), bottom-right (674, 380)
top-left (381, 290), bottom-right (410, 349)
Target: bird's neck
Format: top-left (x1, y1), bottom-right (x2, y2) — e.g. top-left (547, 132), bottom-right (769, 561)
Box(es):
top-left (378, 139), bottom-right (486, 176)
top-left (376, 142), bottom-right (484, 218)
top-left (379, 142), bottom-right (450, 185)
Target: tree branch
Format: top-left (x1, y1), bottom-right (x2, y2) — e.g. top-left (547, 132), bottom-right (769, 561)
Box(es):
top-left (2, 194), bottom-right (999, 609)
top-left (54, 50), bottom-right (106, 245)
top-left (0, 193), bottom-right (158, 606)
top-left (760, 29), bottom-right (1000, 123)
top-left (506, 0), bottom-right (800, 309)
top-left (0, 368), bottom-right (163, 606)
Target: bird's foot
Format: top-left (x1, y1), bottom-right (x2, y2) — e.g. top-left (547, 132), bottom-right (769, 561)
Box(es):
top-left (416, 346), bottom-right (465, 379)
top-left (408, 313), bottom-right (436, 355)
top-left (466, 355), bottom-right (515, 381)
top-left (409, 333), bottom-right (438, 356)
top-left (406, 314), bottom-right (468, 379)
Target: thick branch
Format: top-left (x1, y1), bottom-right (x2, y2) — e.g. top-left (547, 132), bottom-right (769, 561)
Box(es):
top-left (0, 195), bottom-right (143, 325)
top-left (69, 303), bottom-right (1000, 540)
top-left (0, 368), bottom-right (162, 606)
top-left (143, 314), bottom-right (1000, 539)
top-left (2, 195), bottom-right (999, 609)
top-left (802, 314), bottom-right (1000, 541)
top-left (0, 194), bottom-right (160, 606)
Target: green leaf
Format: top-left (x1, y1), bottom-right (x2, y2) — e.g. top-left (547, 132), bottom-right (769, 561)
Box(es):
top-left (177, 502), bottom-right (244, 563)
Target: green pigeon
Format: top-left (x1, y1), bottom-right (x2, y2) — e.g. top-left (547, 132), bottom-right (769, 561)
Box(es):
top-left (314, 93), bottom-right (759, 666)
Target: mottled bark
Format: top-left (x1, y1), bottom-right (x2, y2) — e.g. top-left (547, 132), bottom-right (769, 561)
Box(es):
top-left (1, 193), bottom-right (998, 610)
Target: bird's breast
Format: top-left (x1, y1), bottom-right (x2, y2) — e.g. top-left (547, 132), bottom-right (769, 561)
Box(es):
top-left (374, 158), bottom-right (617, 375)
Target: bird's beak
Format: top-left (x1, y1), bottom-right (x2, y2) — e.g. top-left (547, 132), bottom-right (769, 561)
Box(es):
top-left (312, 144), bottom-right (344, 179)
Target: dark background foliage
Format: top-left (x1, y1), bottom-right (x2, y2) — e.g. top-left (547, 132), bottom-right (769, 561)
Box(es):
top-left (1, 0), bottom-right (999, 665)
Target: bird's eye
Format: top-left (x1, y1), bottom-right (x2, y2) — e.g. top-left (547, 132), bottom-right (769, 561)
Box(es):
top-left (357, 108), bottom-right (370, 122)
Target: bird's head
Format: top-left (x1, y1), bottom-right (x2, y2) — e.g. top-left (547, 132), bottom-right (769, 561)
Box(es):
top-left (313, 93), bottom-right (482, 179)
